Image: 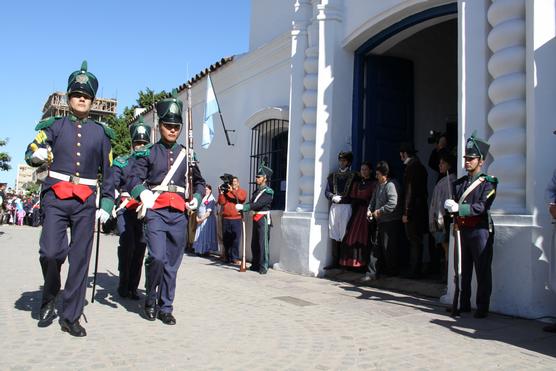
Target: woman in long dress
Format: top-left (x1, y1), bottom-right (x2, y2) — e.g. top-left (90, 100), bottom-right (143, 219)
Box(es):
top-left (340, 161), bottom-right (377, 269)
top-left (193, 185), bottom-right (218, 256)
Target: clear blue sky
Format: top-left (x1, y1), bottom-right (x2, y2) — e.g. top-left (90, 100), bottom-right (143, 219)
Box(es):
top-left (0, 0), bottom-right (250, 186)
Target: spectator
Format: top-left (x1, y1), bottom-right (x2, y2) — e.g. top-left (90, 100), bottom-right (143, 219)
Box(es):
top-left (400, 143), bottom-right (428, 278)
top-left (193, 185), bottom-right (218, 256)
top-left (428, 133), bottom-right (449, 181)
top-left (340, 161), bottom-right (377, 269)
top-left (428, 152), bottom-right (456, 278)
top-left (217, 176), bottom-right (247, 264)
top-left (364, 161), bottom-right (403, 280)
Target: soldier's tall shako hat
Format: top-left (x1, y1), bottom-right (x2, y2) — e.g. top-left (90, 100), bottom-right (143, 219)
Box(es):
top-left (464, 131), bottom-right (490, 159)
top-left (67, 60), bottom-right (98, 99)
top-left (156, 89), bottom-right (183, 124)
top-left (256, 160), bottom-right (273, 179)
top-left (338, 151), bottom-right (353, 163)
top-left (130, 117), bottom-right (151, 144)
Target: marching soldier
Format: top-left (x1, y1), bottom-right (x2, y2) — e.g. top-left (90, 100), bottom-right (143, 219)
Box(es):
top-left (25, 61), bottom-right (115, 336)
top-left (235, 162), bottom-right (274, 274)
top-left (324, 151), bottom-right (356, 269)
top-left (113, 119), bottom-right (151, 299)
top-left (444, 132), bottom-right (498, 318)
top-left (129, 93), bottom-right (205, 325)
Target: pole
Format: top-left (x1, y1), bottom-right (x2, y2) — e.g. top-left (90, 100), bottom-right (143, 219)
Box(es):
top-left (187, 84), bottom-right (194, 200)
top-left (446, 169), bottom-right (461, 316)
top-left (240, 212), bottom-right (247, 272)
top-left (91, 219), bottom-right (101, 303)
top-left (208, 74), bottom-right (234, 146)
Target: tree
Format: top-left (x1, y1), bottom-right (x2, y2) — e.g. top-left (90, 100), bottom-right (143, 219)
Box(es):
top-left (23, 182), bottom-right (40, 195)
top-left (108, 88), bottom-right (166, 158)
top-left (0, 138), bottom-right (11, 171)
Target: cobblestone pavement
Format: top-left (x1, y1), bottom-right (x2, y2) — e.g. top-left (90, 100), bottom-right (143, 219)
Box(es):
top-left (1, 224), bottom-right (555, 370)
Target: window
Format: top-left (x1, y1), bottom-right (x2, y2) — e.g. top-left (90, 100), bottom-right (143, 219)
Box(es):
top-left (249, 119), bottom-right (288, 210)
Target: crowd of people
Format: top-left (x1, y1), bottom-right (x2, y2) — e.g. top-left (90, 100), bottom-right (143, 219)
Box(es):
top-left (0, 185), bottom-right (40, 227)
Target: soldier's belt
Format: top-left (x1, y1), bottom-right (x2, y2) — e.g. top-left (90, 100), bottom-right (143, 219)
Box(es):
top-left (252, 211), bottom-right (270, 215)
top-left (48, 171), bottom-right (97, 186)
top-left (120, 192), bottom-right (131, 198)
top-left (152, 185), bottom-right (186, 193)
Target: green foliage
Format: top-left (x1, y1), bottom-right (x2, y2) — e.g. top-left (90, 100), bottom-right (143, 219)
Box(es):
top-left (107, 87), bottom-right (166, 158)
top-left (0, 138), bottom-right (11, 171)
top-left (23, 182), bottom-right (40, 195)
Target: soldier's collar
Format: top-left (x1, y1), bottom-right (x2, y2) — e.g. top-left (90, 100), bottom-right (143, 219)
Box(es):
top-left (68, 114), bottom-right (89, 123)
top-left (158, 139), bottom-right (179, 150)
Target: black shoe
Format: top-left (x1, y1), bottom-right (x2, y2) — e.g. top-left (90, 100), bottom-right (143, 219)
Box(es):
top-left (38, 300), bottom-right (56, 328)
top-left (59, 318), bottom-right (86, 337)
top-left (445, 305), bottom-right (471, 313)
top-left (249, 266), bottom-right (259, 272)
top-left (543, 323), bottom-right (556, 333)
top-left (323, 264), bottom-right (340, 270)
top-left (129, 289), bottom-right (140, 300)
top-left (158, 311), bottom-right (176, 325)
top-left (118, 287), bottom-right (129, 298)
top-left (259, 269), bottom-right (268, 275)
top-left (144, 303), bottom-right (157, 321)
top-left (474, 310), bottom-right (488, 319)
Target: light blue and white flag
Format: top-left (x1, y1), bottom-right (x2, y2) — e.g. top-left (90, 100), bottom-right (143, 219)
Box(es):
top-left (202, 74), bottom-right (219, 149)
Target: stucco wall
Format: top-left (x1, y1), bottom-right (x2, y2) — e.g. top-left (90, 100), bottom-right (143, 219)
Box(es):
top-left (249, 0), bottom-right (295, 51)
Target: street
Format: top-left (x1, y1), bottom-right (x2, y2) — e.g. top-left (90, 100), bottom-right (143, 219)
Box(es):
top-left (0, 224), bottom-right (555, 370)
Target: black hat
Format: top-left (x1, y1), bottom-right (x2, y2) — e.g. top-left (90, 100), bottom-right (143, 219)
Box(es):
top-left (399, 142), bottom-right (417, 154)
top-left (464, 131), bottom-right (490, 159)
top-left (130, 117), bottom-right (151, 144)
top-left (156, 89), bottom-right (183, 124)
top-left (338, 151), bottom-right (353, 163)
top-left (67, 60), bottom-right (98, 99)
top-left (256, 160), bottom-right (273, 179)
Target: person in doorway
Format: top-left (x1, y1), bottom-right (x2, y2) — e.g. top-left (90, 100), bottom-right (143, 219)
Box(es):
top-left (193, 185), bottom-right (218, 256)
top-left (24, 61), bottom-right (115, 336)
top-left (399, 143), bottom-right (428, 278)
top-left (129, 92), bottom-right (206, 325)
top-left (235, 162), bottom-right (274, 274)
top-left (218, 176), bottom-right (247, 264)
top-left (324, 151), bottom-right (356, 269)
top-left (340, 161), bottom-right (377, 269)
top-left (364, 161), bottom-right (403, 280)
top-left (444, 132), bottom-right (497, 318)
top-left (113, 119), bottom-right (151, 300)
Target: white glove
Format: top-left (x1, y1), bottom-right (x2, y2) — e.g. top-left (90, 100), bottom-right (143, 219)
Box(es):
top-left (32, 148), bottom-right (49, 163)
top-left (235, 204), bottom-right (244, 211)
top-left (140, 189), bottom-right (156, 209)
top-left (186, 197), bottom-right (199, 211)
top-left (444, 199), bottom-right (459, 213)
top-left (332, 195), bottom-right (342, 203)
top-left (96, 209), bottom-right (110, 224)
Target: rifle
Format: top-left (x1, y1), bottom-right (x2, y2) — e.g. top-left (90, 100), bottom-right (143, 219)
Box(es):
top-left (447, 169), bottom-right (462, 316)
top-left (91, 219), bottom-right (101, 303)
top-left (240, 211), bottom-right (247, 272)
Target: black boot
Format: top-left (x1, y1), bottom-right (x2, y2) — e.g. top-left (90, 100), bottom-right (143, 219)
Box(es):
top-left (38, 300), bottom-right (57, 327)
top-left (144, 302), bottom-right (157, 321)
top-left (157, 311), bottom-right (176, 325)
top-left (59, 318), bottom-right (86, 337)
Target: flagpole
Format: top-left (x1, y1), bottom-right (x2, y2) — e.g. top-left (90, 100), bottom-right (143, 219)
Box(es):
top-left (187, 84), bottom-right (194, 200)
top-left (208, 73), bottom-right (234, 146)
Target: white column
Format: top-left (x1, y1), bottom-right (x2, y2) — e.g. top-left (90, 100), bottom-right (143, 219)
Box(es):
top-left (486, 0), bottom-right (527, 213)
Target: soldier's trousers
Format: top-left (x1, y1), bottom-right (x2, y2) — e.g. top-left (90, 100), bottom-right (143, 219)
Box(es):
top-left (251, 216), bottom-right (270, 272)
top-left (460, 227), bottom-right (494, 312)
top-left (144, 208), bottom-right (186, 313)
top-left (39, 190), bottom-right (96, 322)
top-left (116, 209), bottom-right (146, 292)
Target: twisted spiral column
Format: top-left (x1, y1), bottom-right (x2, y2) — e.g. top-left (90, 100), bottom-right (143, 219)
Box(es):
top-left (486, 0), bottom-right (526, 212)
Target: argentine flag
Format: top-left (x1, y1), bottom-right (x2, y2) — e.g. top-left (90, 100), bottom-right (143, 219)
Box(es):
top-left (202, 74), bottom-right (219, 149)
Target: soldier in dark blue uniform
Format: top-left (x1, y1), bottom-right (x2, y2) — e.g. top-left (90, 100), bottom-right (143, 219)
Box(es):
top-left (235, 162), bottom-right (274, 274)
top-left (129, 93), bottom-right (205, 325)
top-left (113, 119), bottom-right (151, 300)
top-left (444, 133), bottom-right (498, 318)
top-left (25, 61), bottom-right (115, 336)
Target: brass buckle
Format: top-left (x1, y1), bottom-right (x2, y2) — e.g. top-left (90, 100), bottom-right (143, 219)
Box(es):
top-left (70, 175), bottom-right (80, 185)
top-left (167, 185), bottom-right (177, 193)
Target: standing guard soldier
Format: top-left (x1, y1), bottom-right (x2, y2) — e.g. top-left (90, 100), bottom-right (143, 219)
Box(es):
top-left (324, 151), bottom-right (356, 269)
top-left (129, 93), bottom-right (205, 325)
top-left (444, 132), bottom-right (498, 318)
top-left (25, 61), bottom-right (115, 336)
top-left (113, 119), bottom-right (151, 299)
top-left (235, 162), bottom-right (274, 274)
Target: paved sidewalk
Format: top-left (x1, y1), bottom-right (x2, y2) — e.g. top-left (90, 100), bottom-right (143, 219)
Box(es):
top-left (1, 224), bottom-right (555, 370)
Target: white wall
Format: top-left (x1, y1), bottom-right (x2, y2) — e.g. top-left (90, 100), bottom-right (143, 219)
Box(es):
top-left (249, 0), bottom-right (296, 51)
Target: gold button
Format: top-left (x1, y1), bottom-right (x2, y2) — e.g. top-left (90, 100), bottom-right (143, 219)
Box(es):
top-left (77, 133), bottom-right (82, 137)
top-left (77, 152), bottom-right (81, 156)
top-left (76, 172), bottom-right (80, 176)
top-left (78, 124), bottom-right (82, 129)
top-left (77, 143), bottom-right (81, 146)
top-left (76, 162), bottom-right (80, 166)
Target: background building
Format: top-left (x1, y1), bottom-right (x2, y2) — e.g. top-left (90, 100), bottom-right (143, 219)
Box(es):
top-left (41, 92), bottom-right (117, 122)
top-left (15, 163), bottom-right (34, 191)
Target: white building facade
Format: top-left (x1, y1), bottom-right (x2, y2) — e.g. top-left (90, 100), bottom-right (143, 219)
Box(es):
top-left (138, 0), bottom-right (556, 319)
